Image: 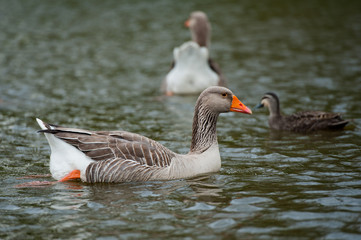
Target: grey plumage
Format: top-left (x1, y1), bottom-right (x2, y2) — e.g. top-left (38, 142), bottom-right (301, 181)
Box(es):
top-left (86, 158), bottom-right (160, 183)
top-left (38, 86), bottom-right (251, 183)
top-left (40, 128), bottom-right (175, 182)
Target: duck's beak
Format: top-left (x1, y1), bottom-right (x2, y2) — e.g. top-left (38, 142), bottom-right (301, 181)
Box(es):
top-left (230, 96), bottom-right (252, 114)
top-left (255, 103), bottom-right (264, 109)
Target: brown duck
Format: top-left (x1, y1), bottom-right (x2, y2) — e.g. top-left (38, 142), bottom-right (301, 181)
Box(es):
top-left (256, 92), bottom-right (349, 133)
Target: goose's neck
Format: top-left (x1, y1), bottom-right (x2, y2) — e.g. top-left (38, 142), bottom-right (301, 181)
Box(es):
top-left (190, 103), bottom-right (219, 153)
top-left (191, 23), bottom-right (211, 48)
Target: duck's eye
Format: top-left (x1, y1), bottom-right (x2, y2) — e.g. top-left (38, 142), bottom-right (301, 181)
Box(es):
top-left (221, 92), bottom-right (228, 97)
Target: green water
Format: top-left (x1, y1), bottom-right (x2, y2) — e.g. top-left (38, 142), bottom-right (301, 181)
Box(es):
top-left (1, 0), bottom-right (361, 239)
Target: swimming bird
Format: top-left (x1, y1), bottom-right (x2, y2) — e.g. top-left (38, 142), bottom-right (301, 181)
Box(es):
top-left (37, 86), bottom-right (252, 183)
top-left (162, 11), bottom-right (226, 95)
top-left (256, 92), bottom-right (349, 133)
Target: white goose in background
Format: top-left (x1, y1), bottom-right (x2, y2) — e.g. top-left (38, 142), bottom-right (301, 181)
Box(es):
top-left (162, 11), bottom-right (226, 96)
top-left (37, 87), bottom-right (252, 183)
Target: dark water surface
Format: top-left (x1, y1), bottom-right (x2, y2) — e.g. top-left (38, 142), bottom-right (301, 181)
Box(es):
top-left (1, 0), bottom-right (361, 239)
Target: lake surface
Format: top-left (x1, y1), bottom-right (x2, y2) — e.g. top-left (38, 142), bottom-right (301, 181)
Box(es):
top-left (1, 0), bottom-right (361, 239)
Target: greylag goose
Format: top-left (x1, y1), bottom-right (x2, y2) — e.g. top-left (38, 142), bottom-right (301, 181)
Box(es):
top-left (162, 11), bottom-right (226, 95)
top-left (37, 87), bottom-right (252, 183)
top-left (256, 92), bottom-right (349, 133)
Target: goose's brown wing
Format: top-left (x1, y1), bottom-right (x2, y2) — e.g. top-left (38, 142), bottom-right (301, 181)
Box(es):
top-left (208, 58), bottom-right (226, 87)
top-left (85, 157), bottom-right (164, 183)
top-left (41, 126), bottom-right (176, 168)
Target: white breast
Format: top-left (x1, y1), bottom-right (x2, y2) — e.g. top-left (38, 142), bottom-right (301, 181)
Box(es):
top-left (154, 143), bottom-right (221, 180)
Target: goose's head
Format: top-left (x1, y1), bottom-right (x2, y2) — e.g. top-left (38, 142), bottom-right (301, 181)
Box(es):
top-left (197, 86), bottom-right (252, 115)
top-left (185, 11), bottom-right (211, 48)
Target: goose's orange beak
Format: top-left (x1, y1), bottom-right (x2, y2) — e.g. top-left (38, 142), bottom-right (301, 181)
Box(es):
top-left (230, 96), bottom-right (252, 114)
top-left (185, 19), bottom-right (190, 27)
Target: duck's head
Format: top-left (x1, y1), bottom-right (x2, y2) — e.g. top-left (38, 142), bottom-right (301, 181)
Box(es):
top-left (255, 92), bottom-right (280, 115)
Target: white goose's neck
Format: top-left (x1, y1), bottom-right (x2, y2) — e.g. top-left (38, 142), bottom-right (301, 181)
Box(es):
top-left (191, 20), bottom-right (211, 48)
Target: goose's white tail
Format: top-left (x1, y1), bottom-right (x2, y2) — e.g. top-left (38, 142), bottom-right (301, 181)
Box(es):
top-left (36, 118), bottom-right (93, 181)
top-left (166, 41), bottom-right (218, 94)
top-left (36, 118), bottom-right (48, 130)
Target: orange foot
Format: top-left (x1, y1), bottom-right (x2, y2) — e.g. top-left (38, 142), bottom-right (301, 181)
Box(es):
top-left (58, 170), bottom-right (81, 182)
top-left (166, 91), bottom-right (174, 96)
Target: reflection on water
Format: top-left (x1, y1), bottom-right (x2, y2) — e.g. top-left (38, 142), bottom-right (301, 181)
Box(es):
top-left (1, 0), bottom-right (361, 239)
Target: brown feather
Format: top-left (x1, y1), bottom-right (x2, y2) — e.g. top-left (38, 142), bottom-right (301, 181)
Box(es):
top-left (47, 128), bottom-right (176, 168)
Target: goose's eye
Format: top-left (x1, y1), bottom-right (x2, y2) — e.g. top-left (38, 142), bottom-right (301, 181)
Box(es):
top-left (221, 92), bottom-right (228, 97)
